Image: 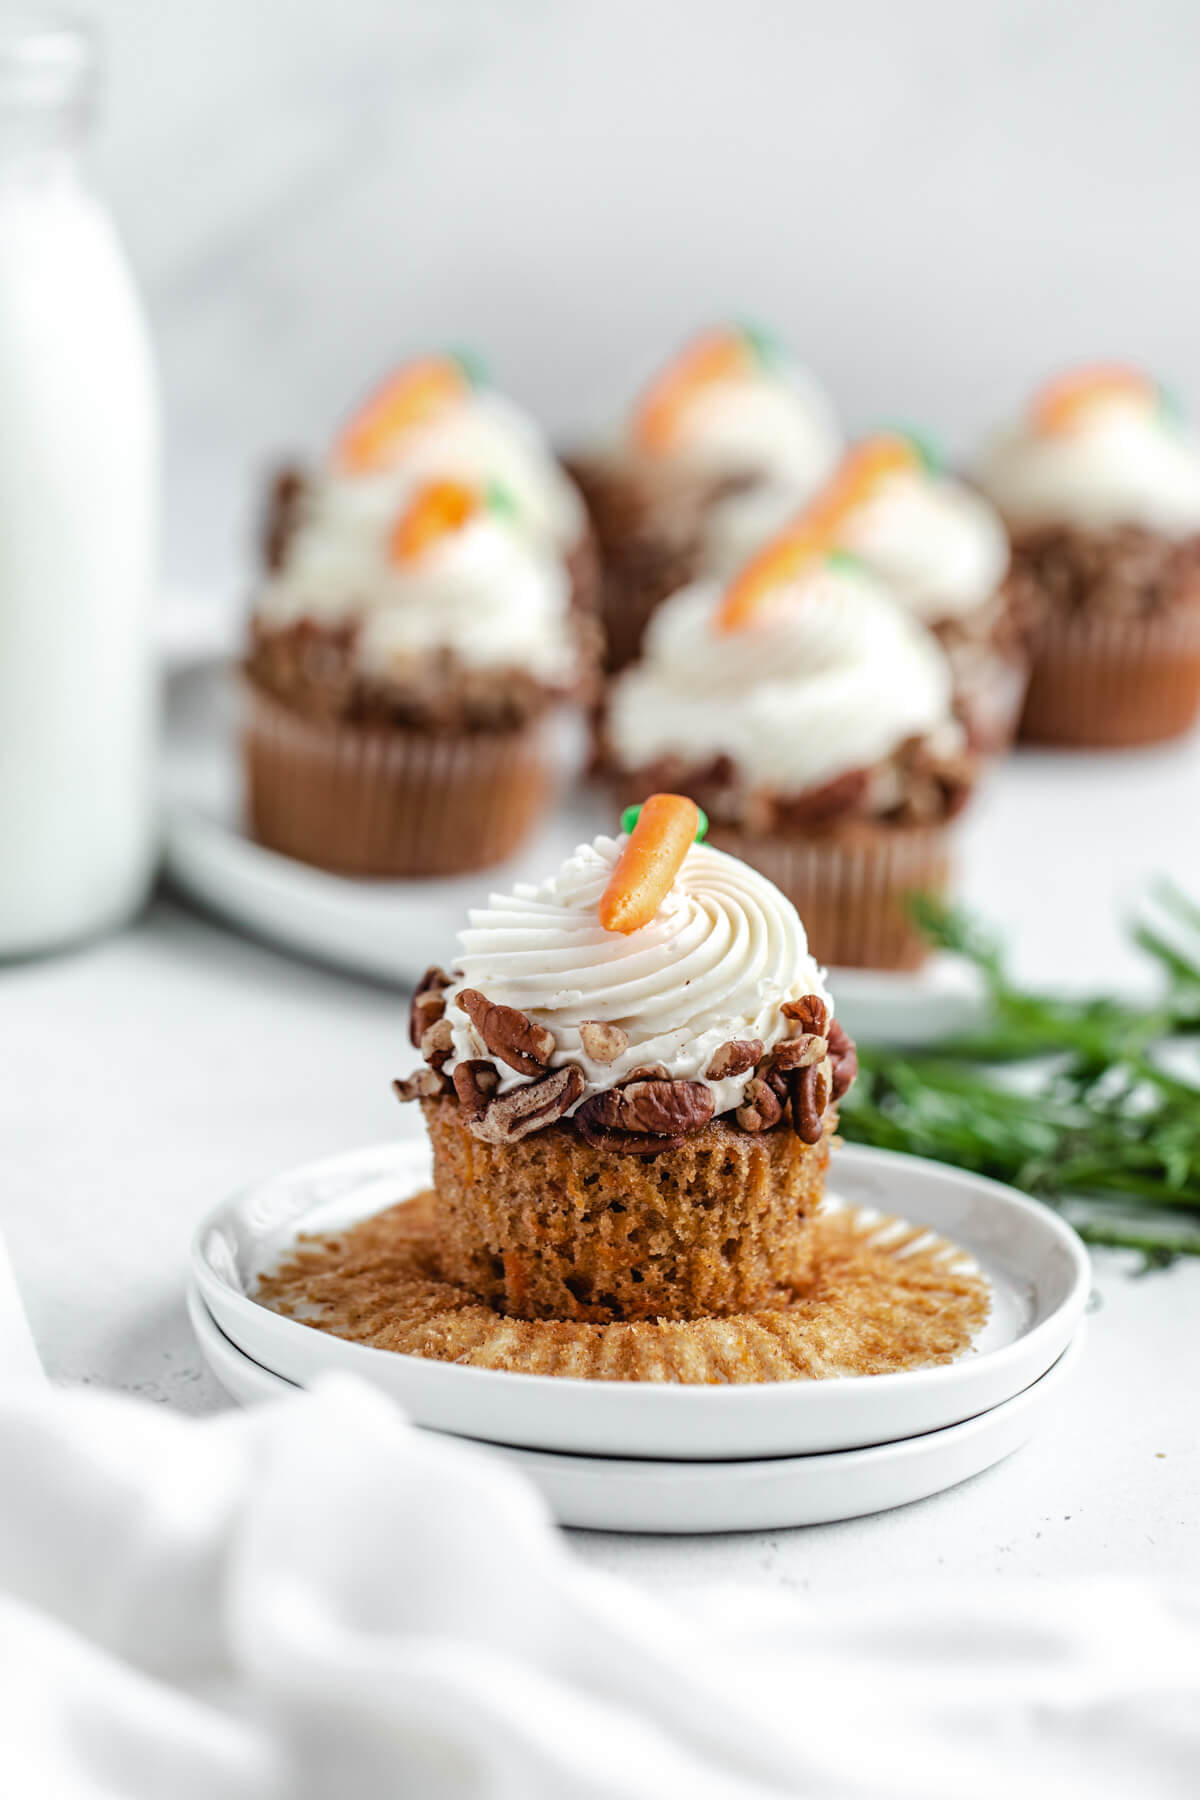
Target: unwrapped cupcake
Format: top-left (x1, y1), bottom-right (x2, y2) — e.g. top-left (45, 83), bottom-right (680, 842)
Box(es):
top-left (605, 533), bottom-right (975, 971)
top-left (396, 795), bottom-right (856, 1323)
top-left (566, 324), bottom-right (840, 672)
top-left (976, 364), bottom-right (1200, 747)
top-left (774, 432), bottom-right (1030, 754)
top-left (246, 464), bottom-right (596, 876)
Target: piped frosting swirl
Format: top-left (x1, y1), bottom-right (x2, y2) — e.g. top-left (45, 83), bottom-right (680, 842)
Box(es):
top-left (440, 835), bottom-right (830, 1117)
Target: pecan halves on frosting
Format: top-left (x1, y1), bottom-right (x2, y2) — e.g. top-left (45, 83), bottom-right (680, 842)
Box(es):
top-left (471, 1065), bottom-right (585, 1144)
top-left (575, 1078), bottom-right (714, 1148)
top-left (705, 1039), bottom-right (764, 1081)
top-left (452, 1059), bottom-right (501, 1119)
top-left (410, 966), bottom-right (451, 1049)
top-left (790, 1060), bottom-right (833, 1145)
top-left (457, 989), bottom-right (555, 1076)
top-left (420, 1017), bottom-right (454, 1070)
top-left (781, 994), bottom-right (830, 1037)
top-left (735, 1077), bottom-right (783, 1132)
top-left (392, 1068), bottom-right (445, 1103)
top-left (262, 465), bottom-right (308, 572)
top-left (826, 1018), bottom-right (859, 1100)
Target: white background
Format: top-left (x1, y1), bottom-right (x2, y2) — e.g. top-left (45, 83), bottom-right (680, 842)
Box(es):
top-left (92, 0), bottom-right (1200, 603)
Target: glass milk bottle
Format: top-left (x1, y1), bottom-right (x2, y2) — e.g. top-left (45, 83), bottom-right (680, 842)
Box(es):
top-left (0, 14), bottom-right (158, 956)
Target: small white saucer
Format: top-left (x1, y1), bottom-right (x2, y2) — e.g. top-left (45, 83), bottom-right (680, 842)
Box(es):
top-left (192, 1139), bottom-right (1089, 1462)
top-left (187, 1285), bottom-right (1084, 1534)
top-left (160, 658), bottom-right (985, 1045)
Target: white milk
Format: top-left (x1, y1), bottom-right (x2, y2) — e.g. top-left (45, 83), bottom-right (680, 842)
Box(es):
top-left (0, 18), bottom-right (158, 957)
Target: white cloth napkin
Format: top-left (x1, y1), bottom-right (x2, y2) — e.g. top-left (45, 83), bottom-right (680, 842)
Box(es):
top-left (0, 1370), bottom-right (1196, 1800)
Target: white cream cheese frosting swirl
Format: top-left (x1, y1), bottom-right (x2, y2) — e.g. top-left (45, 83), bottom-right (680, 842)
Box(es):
top-left (835, 468), bottom-right (1010, 623)
top-left (441, 836), bottom-right (831, 1117)
top-left (256, 476), bottom-right (577, 683)
top-left (977, 390), bottom-right (1200, 537)
top-left (608, 560), bottom-right (959, 793)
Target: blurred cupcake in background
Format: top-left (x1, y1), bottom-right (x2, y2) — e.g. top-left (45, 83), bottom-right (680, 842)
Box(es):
top-left (246, 466), bottom-right (596, 877)
top-left (264, 352), bottom-right (599, 616)
top-left (606, 529), bottom-right (975, 971)
top-left (566, 323), bottom-right (840, 672)
top-left (976, 364), bottom-right (1200, 747)
top-left (782, 432), bottom-right (1031, 754)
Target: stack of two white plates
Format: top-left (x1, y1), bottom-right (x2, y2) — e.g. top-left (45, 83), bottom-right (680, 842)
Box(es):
top-left (189, 1141), bottom-right (1091, 1535)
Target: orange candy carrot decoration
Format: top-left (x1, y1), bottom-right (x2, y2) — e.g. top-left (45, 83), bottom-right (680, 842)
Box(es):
top-left (714, 432), bottom-right (927, 634)
top-left (714, 525), bottom-right (830, 634)
top-left (632, 327), bottom-right (758, 454)
top-left (388, 478), bottom-right (479, 564)
top-left (599, 794), bottom-right (703, 934)
top-left (1033, 364), bottom-right (1156, 437)
top-left (335, 355), bottom-right (471, 474)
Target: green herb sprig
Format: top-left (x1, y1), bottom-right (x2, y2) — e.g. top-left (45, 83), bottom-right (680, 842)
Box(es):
top-left (837, 883), bottom-right (1200, 1263)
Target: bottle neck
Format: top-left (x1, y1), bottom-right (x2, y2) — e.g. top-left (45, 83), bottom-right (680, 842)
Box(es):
top-left (0, 12), bottom-right (93, 183)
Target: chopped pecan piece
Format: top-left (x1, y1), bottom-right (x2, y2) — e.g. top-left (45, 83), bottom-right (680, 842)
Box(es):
top-left (409, 966), bottom-right (451, 1049)
top-left (706, 1038), bottom-right (763, 1081)
top-left (735, 1077), bottom-right (783, 1132)
top-left (457, 989), bottom-right (555, 1076)
top-left (576, 1078), bottom-right (714, 1141)
top-left (392, 1068), bottom-right (444, 1103)
top-left (471, 1065), bottom-right (585, 1144)
top-left (781, 993), bottom-right (829, 1036)
top-left (790, 1059), bottom-right (833, 1145)
top-left (761, 1034), bottom-right (828, 1076)
top-left (579, 1020), bottom-right (629, 1064)
top-left (420, 1017), bottom-right (454, 1070)
top-left (619, 1063), bottom-right (671, 1084)
top-left (826, 1018), bottom-right (859, 1100)
top-left (452, 1058), bottom-right (500, 1119)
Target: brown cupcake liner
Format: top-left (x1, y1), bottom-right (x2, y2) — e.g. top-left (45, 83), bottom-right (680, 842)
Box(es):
top-left (707, 822), bottom-right (953, 971)
top-left (1019, 606), bottom-right (1200, 748)
top-left (256, 1188), bottom-right (991, 1383)
top-left (243, 679), bottom-right (560, 877)
top-left (420, 1096), bottom-right (833, 1323)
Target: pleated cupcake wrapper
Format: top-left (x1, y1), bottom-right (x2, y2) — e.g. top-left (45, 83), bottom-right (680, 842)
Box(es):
top-left (1020, 605), bottom-right (1200, 748)
top-left (708, 824), bottom-right (954, 972)
top-left (243, 681), bottom-right (560, 877)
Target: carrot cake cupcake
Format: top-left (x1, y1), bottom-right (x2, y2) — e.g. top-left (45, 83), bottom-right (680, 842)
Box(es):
top-left (246, 470), bottom-right (595, 876)
top-left (259, 803), bottom-right (991, 1381)
top-left (394, 795), bottom-right (852, 1322)
top-left (976, 364), bottom-right (1200, 747)
top-left (775, 432), bottom-right (1030, 754)
top-left (566, 324), bottom-right (840, 671)
top-left (605, 538), bottom-right (975, 971)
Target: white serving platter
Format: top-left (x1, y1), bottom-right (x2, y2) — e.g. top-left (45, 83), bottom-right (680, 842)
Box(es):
top-left (191, 1138), bottom-right (1090, 1463)
top-left (187, 1284), bottom-right (1084, 1535)
top-left (159, 657), bottom-right (986, 1045)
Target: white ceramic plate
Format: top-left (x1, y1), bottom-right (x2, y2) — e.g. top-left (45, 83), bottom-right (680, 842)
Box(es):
top-left (187, 1284), bottom-right (1084, 1534)
top-left (192, 1138), bottom-right (1089, 1462)
top-left (160, 657), bottom-right (985, 1044)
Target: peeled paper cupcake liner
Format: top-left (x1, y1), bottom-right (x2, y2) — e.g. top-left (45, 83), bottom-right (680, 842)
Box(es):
top-left (1019, 605), bottom-right (1200, 748)
top-left (421, 1098), bottom-right (832, 1324)
top-left (255, 1188), bottom-right (991, 1383)
top-left (708, 823), bottom-right (954, 972)
top-left (243, 680), bottom-right (561, 877)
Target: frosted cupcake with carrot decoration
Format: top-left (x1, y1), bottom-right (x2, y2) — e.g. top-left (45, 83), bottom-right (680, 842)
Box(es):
top-left (245, 466), bottom-right (596, 876)
top-left (263, 350), bottom-right (599, 621)
top-left (605, 522), bottom-right (975, 971)
top-left (768, 431), bottom-right (1030, 753)
top-left (395, 795), bottom-right (856, 1323)
top-left (976, 364), bottom-right (1200, 747)
top-left (565, 323), bottom-right (840, 672)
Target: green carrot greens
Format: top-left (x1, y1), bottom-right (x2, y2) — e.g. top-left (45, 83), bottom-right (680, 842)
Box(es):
top-left (837, 883), bottom-right (1200, 1263)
